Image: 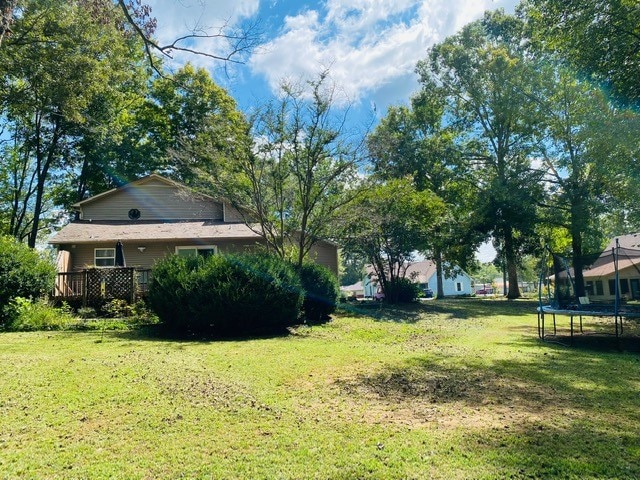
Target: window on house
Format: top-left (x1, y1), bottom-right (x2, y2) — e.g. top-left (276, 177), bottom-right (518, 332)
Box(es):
top-left (585, 281), bottom-right (594, 296)
top-left (175, 246), bottom-right (217, 258)
top-left (456, 282), bottom-right (462, 292)
top-left (95, 248), bottom-right (115, 267)
top-left (620, 279), bottom-right (630, 295)
top-left (595, 280), bottom-right (604, 296)
top-left (608, 279), bottom-right (616, 296)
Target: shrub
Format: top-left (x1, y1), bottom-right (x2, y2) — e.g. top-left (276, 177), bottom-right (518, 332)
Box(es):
top-left (148, 253), bottom-right (303, 336)
top-left (0, 236), bottom-right (56, 323)
top-left (384, 278), bottom-right (420, 303)
top-left (299, 262), bottom-right (339, 323)
top-left (146, 254), bottom-right (200, 330)
top-left (2, 297), bottom-right (76, 331)
top-left (101, 298), bottom-right (133, 318)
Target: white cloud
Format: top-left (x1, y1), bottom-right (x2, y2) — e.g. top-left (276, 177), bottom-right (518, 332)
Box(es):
top-left (249, 0), bottom-right (520, 106)
top-left (145, 0), bottom-right (259, 66)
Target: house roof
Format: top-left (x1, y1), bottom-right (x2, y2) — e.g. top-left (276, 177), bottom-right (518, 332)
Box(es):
top-left (340, 281), bottom-right (364, 292)
top-left (48, 220), bottom-right (262, 245)
top-left (365, 260), bottom-right (469, 283)
top-left (405, 261), bottom-right (438, 283)
top-left (605, 232), bottom-right (640, 250)
top-left (579, 233), bottom-right (640, 279)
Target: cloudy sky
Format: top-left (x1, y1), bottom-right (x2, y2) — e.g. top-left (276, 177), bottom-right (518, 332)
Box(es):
top-left (145, 0), bottom-right (522, 262)
top-left (146, 0), bottom-right (520, 125)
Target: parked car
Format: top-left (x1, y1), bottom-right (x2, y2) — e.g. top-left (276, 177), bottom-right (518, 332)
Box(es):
top-left (475, 288), bottom-right (494, 295)
top-left (423, 288), bottom-right (434, 298)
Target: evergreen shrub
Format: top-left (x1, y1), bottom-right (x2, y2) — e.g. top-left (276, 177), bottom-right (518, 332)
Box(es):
top-left (384, 277), bottom-right (420, 303)
top-left (299, 262), bottom-right (339, 323)
top-left (148, 253), bottom-right (303, 336)
top-left (0, 236), bottom-right (56, 323)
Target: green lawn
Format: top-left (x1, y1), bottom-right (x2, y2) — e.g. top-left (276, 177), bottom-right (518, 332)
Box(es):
top-left (1, 299), bottom-right (639, 479)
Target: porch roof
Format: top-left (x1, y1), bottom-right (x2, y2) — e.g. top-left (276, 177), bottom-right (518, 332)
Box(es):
top-left (48, 220), bottom-right (262, 245)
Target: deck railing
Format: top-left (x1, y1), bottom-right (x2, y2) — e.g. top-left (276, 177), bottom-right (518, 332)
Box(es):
top-left (53, 268), bottom-right (152, 305)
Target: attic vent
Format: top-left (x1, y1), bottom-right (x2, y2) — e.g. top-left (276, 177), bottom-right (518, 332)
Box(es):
top-left (128, 208), bottom-right (141, 220)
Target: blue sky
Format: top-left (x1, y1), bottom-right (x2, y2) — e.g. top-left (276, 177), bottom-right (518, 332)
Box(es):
top-left (146, 0), bottom-right (518, 261)
top-left (146, 0), bottom-right (519, 130)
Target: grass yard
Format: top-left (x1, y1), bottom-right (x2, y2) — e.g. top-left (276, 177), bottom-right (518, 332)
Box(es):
top-left (1, 298), bottom-right (639, 479)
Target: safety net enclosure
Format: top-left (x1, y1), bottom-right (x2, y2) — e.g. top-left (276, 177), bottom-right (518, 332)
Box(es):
top-left (537, 234), bottom-right (640, 345)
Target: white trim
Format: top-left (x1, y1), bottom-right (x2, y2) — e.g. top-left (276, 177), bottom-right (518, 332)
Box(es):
top-left (94, 247), bottom-right (116, 267)
top-left (175, 245), bottom-right (218, 257)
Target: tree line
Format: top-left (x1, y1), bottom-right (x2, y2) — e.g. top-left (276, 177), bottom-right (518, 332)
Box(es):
top-left (0, 0), bottom-right (638, 301)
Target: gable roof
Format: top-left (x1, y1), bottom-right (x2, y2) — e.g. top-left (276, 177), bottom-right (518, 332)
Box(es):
top-left (366, 260), bottom-right (470, 283)
top-left (583, 233), bottom-right (640, 279)
top-left (71, 174), bottom-right (215, 209)
top-left (405, 261), bottom-right (438, 283)
top-left (605, 232), bottom-right (640, 251)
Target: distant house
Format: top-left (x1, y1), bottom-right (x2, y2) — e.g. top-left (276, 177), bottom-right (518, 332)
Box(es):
top-left (340, 281), bottom-right (365, 299)
top-left (48, 174), bottom-right (339, 300)
top-left (582, 233), bottom-right (640, 301)
top-left (364, 260), bottom-right (474, 298)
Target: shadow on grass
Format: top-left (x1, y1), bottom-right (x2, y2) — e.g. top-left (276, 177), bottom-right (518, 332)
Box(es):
top-left (105, 323), bottom-right (293, 343)
top-left (338, 298), bottom-right (539, 323)
top-left (463, 420), bottom-right (640, 478)
top-left (338, 338), bottom-right (639, 410)
top-left (539, 334), bottom-right (640, 353)
top-left (336, 340), bottom-right (640, 475)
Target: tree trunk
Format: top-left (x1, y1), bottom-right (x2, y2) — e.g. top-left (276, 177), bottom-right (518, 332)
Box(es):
top-left (570, 195), bottom-right (586, 298)
top-left (0, 0), bottom-right (17, 47)
top-left (504, 227), bottom-right (521, 299)
top-left (434, 247), bottom-right (445, 299)
top-left (28, 118), bottom-right (62, 248)
top-left (572, 229), bottom-right (585, 298)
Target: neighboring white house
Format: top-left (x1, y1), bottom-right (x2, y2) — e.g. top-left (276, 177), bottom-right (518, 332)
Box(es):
top-left (364, 260), bottom-right (474, 298)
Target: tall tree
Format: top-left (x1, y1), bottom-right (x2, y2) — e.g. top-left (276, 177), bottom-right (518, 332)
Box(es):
top-left (519, 0), bottom-right (640, 109)
top-left (367, 86), bottom-right (482, 298)
top-left (416, 11), bottom-right (545, 298)
top-left (534, 61), bottom-right (626, 296)
top-left (0, 0), bottom-right (259, 65)
top-left (0, 0), bottom-right (147, 245)
top-left (150, 64), bottom-right (251, 189)
top-left (212, 73), bottom-right (364, 268)
top-left (340, 178), bottom-right (445, 303)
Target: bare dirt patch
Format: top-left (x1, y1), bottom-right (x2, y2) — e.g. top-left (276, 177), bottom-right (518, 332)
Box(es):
top-left (333, 364), bottom-right (578, 430)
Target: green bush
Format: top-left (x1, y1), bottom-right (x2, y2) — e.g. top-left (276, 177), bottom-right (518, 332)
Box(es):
top-left (3, 297), bottom-right (76, 331)
top-left (384, 278), bottom-right (420, 304)
top-left (148, 253), bottom-right (303, 336)
top-left (299, 262), bottom-right (339, 323)
top-left (0, 236), bottom-right (56, 322)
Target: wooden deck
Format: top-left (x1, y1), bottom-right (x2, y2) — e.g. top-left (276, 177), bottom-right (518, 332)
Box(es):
top-left (53, 268), bottom-right (152, 305)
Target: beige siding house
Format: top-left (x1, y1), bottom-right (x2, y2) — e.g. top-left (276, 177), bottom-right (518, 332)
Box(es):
top-left (48, 174), bottom-right (339, 275)
top-left (582, 233), bottom-right (640, 301)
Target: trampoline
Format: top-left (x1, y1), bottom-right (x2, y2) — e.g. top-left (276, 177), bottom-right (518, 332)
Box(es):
top-left (537, 238), bottom-right (640, 346)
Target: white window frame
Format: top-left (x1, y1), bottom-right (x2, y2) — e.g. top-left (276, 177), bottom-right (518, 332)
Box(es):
top-left (94, 248), bottom-right (116, 267)
top-left (175, 245), bottom-right (218, 258)
top-left (456, 282), bottom-right (463, 292)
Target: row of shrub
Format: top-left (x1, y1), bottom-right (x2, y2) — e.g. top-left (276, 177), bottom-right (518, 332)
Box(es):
top-left (0, 235), bottom-right (339, 335)
top-left (147, 253), bottom-right (339, 336)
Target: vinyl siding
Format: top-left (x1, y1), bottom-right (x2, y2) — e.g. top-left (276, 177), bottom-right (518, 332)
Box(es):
top-left (308, 241), bottom-right (339, 276)
top-left (80, 180), bottom-right (223, 221)
top-left (427, 272), bottom-right (473, 296)
top-left (61, 238), bottom-right (338, 274)
top-left (223, 202), bottom-right (245, 222)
